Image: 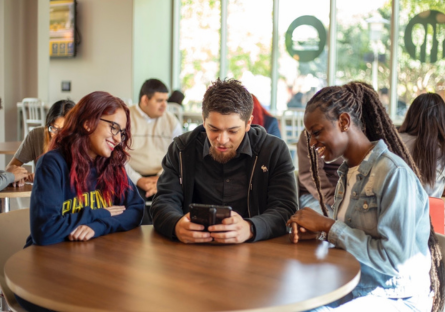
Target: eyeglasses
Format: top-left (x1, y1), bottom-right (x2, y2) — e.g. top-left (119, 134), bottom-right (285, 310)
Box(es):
top-left (48, 126), bottom-right (61, 134)
top-left (100, 118), bottom-right (127, 141)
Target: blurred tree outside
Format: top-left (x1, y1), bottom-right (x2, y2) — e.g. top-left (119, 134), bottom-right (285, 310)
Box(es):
top-left (179, 0), bottom-right (445, 110)
top-left (380, 0), bottom-right (445, 105)
top-left (180, 0), bottom-right (221, 108)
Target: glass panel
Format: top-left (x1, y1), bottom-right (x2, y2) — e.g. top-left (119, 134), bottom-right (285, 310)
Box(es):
top-left (397, 1), bottom-right (445, 118)
top-left (179, 0), bottom-right (221, 111)
top-left (277, 0), bottom-right (330, 112)
top-left (226, 0), bottom-right (273, 108)
top-left (336, 0), bottom-right (391, 108)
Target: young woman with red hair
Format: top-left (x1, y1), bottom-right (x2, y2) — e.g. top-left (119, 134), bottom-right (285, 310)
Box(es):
top-left (251, 94), bottom-right (281, 138)
top-left (24, 91), bottom-right (144, 247)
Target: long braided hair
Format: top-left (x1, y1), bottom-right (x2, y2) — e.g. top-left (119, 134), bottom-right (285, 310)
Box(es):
top-left (305, 81), bottom-right (444, 312)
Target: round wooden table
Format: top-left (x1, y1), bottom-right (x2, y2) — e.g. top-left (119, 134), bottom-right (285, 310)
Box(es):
top-left (0, 184), bottom-right (32, 213)
top-left (5, 226), bottom-right (361, 312)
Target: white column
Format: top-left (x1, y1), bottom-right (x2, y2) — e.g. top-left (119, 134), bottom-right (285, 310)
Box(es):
top-left (270, 0), bottom-right (279, 111)
top-left (327, 0), bottom-right (337, 86)
top-left (0, 0), bottom-right (5, 168)
top-left (38, 0), bottom-right (50, 105)
top-left (171, 0), bottom-right (181, 90)
top-left (372, 44), bottom-right (378, 90)
top-left (219, 0), bottom-right (228, 80)
top-left (389, 0), bottom-right (399, 120)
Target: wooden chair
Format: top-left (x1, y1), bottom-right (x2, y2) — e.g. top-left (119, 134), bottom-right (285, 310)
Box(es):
top-left (20, 98), bottom-right (45, 138)
top-left (0, 209), bottom-right (29, 312)
top-left (429, 197), bottom-right (445, 235)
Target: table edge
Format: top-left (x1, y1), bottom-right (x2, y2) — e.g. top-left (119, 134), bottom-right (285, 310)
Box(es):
top-left (5, 228), bottom-right (361, 312)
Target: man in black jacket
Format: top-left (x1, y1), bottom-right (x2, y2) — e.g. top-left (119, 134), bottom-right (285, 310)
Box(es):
top-left (150, 79), bottom-right (297, 243)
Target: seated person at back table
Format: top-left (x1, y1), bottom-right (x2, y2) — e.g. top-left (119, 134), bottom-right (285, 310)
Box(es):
top-left (168, 89), bottom-right (185, 105)
top-left (151, 78), bottom-right (297, 244)
top-left (288, 82), bottom-right (444, 312)
top-left (251, 94), bottom-right (281, 138)
top-left (126, 78), bottom-right (182, 224)
top-left (297, 130), bottom-right (342, 217)
top-left (7, 99), bottom-right (75, 185)
top-left (0, 166), bottom-right (29, 191)
top-left (398, 93), bottom-right (445, 198)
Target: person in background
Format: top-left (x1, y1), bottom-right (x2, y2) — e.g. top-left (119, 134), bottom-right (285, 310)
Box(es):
top-left (125, 79), bottom-right (182, 224)
top-left (399, 92), bottom-right (445, 198)
top-left (251, 94), bottom-right (281, 138)
top-left (168, 90), bottom-right (185, 105)
top-left (17, 91), bottom-right (144, 311)
top-left (288, 82), bottom-right (444, 311)
top-left (151, 78), bottom-right (297, 244)
top-left (7, 99), bottom-right (75, 184)
top-left (0, 166), bottom-right (29, 191)
top-left (378, 87), bottom-right (407, 116)
top-left (287, 91), bottom-right (304, 108)
top-left (297, 130), bottom-right (342, 217)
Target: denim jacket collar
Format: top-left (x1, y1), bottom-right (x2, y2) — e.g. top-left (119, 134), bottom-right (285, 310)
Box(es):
top-left (337, 139), bottom-right (387, 177)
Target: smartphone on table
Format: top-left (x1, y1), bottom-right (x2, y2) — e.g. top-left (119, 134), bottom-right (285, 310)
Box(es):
top-left (189, 204), bottom-right (232, 231)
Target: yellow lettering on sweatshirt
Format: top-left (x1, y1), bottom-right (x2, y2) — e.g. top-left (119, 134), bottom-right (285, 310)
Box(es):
top-left (62, 200), bottom-right (72, 216)
top-left (62, 190), bottom-right (111, 214)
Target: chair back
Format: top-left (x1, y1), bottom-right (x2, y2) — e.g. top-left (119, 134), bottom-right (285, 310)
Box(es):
top-left (429, 197), bottom-right (445, 234)
top-left (0, 209), bottom-right (30, 312)
top-left (280, 109), bottom-right (305, 145)
top-left (167, 102), bottom-right (183, 127)
top-left (435, 233), bottom-right (445, 312)
top-left (280, 109), bottom-right (305, 169)
top-left (21, 98), bottom-right (45, 138)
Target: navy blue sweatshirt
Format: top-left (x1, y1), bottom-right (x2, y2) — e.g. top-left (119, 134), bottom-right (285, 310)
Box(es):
top-left (25, 149), bottom-right (144, 247)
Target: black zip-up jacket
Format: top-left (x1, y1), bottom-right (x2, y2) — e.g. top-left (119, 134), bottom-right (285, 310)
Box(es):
top-left (150, 125), bottom-right (298, 241)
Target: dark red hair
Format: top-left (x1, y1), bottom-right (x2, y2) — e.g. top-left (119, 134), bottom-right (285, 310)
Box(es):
top-left (251, 94), bottom-right (272, 127)
top-left (49, 91), bottom-right (132, 203)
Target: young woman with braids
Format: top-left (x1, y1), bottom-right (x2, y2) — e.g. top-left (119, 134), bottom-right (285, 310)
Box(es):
top-left (287, 82), bottom-right (444, 312)
top-left (399, 93), bottom-right (445, 198)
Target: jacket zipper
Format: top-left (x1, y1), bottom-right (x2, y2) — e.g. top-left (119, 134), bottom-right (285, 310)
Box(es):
top-left (247, 156), bottom-right (258, 218)
top-left (179, 151), bottom-right (183, 186)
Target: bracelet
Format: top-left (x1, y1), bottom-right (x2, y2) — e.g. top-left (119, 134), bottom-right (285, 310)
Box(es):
top-left (318, 231), bottom-right (327, 241)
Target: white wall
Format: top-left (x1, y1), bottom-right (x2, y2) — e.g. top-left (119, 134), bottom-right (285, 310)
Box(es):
top-left (0, 0), bottom-right (172, 168)
top-left (133, 0), bottom-right (172, 103)
top-left (0, 0), bottom-right (42, 162)
top-left (49, 0), bottom-right (134, 104)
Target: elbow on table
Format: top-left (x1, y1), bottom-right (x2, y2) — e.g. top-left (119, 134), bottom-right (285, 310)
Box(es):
top-left (31, 226), bottom-right (64, 246)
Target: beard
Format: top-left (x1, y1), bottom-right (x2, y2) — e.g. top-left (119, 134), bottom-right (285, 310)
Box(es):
top-left (209, 145), bottom-right (236, 164)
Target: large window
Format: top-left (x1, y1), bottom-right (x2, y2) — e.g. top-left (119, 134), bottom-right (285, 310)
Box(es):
top-left (227, 0), bottom-right (273, 108)
top-left (177, 0), bottom-right (445, 117)
top-left (335, 1), bottom-right (390, 87)
top-left (179, 0), bottom-right (221, 110)
top-left (396, 1), bottom-right (445, 114)
top-left (277, 0), bottom-right (329, 111)
top-left (336, 0), bottom-right (392, 112)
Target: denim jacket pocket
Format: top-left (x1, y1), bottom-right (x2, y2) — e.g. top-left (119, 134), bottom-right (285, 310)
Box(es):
top-left (353, 195), bottom-right (378, 231)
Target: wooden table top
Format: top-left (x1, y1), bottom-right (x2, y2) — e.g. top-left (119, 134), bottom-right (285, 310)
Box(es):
top-left (0, 183), bottom-right (32, 198)
top-left (0, 141), bottom-right (21, 155)
top-left (5, 226), bottom-right (360, 312)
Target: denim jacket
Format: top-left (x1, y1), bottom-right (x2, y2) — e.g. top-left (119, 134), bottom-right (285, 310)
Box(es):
top-left (328, 140), bottom-right (431, 298)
